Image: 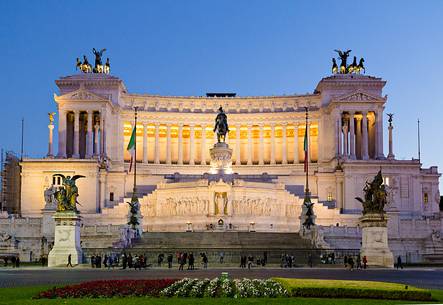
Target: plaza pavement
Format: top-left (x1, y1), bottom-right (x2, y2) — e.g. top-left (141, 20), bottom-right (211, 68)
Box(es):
top-left (0, 266), bottom-right (442, 290)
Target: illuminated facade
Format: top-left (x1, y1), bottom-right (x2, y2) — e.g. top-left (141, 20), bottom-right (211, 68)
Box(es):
top-left (1, 72), bottom-right (441, 263)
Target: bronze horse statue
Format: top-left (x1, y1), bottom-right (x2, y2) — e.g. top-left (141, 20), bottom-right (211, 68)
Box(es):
top-left (213, 107), bottom-right (229, 143)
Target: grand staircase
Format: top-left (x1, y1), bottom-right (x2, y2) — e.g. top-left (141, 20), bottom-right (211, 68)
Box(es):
top-left (127, 231), bottom-right (319, 264)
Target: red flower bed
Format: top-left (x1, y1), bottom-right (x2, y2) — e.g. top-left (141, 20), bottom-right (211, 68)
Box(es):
top-left (35, 279), bottom-right (178, 298)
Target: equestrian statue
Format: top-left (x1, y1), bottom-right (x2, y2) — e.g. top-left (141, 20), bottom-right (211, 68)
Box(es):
top-left (213, 106), bottom-right (229, 143)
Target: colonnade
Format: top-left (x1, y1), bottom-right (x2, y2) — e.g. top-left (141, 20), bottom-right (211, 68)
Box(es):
top-left (57, 110), bottom-right (104, 159)
top-left (124, 122), bottom-right (318, 166)
top-left (336, 110), bottom-right (384, 160)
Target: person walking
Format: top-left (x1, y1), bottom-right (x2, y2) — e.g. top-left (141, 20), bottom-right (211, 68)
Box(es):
top-left (219, 251), bottom-right (224, 264)
top-left (247, 255), bottom-right (253, 270)
top-left (179, 253), bottom-right (185, 270)
top-left (67, 254), bottom-right (73, 267)
top-left (362, 256), bottom-right (367, 269)
top-left (344, 255), bottom-right (348, 268)
top-left (356, 254), bottom-right (362, 269)
top-left (91, 255), bottom-right (95, 268)
top-left (396, 256), bottom-right (403, 269)
top-left (348, 256), bottom-right (354, 271)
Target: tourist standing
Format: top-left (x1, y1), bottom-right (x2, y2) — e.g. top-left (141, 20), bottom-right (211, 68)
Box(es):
top-left (91, 255), bottom-right (95, 268)
top-left (219, 251), bottom-right (224, 264)
top-left (67, 254), bottom-right (73, 267)
top-left (188, 252), bottom-right (195, 270)
top-left (15, 256), bottom-right (20, 268)
top-left (396, 256), bottom-right (403, 269)
top-left (307, 253), bottom-right (313, 268)
top-left (167, 254), bottom-right (173, 268)
top-left (103, 254), bottom-right (108, 268)
top-left (122, 253), bottom-right (127, 269)
top-left (128, 254), bottom-right (133, 269)
top-left (344, 255), bottom-right (348, 268)
top-left (179, 253), bottom-right (185, 270)
top-left (362, 256), bottom-right (367, 269)
top-left (202, 253), bottom-right (208, 269)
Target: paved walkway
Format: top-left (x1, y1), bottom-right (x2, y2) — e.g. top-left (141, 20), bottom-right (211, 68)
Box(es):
top-left (0, 267), bottom-right (442, 289)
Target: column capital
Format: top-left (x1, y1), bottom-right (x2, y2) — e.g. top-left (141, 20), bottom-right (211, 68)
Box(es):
top-left (281, 122), bottom-right (288, 127)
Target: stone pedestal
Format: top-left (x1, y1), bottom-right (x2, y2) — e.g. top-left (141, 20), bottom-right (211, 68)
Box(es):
top-left (48, 211), bottom-right (82, 267)
top-left (360, 213), bottom-right (394, 267)
top-left (210, 142), bottom-right (233, 174)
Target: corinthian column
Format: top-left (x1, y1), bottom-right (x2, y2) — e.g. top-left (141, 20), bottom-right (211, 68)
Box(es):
top-left (259, 124), bottom-right (264, 165)
top-left (154, 123), bottom-right (160, 164)
top-left (342, 124), bottom-right (348, 158)
top-left (270, 123), bottom-right (276, 165)
top-left (47, 123), bottom-right (54, 157)
top-left (362, 111), bottom-right (369, 160)
top-left (73, 110), bottom-right (80, 158)
top-left (293, 124), bottom-right (299, 164)
top-left (282, 123), bottom-right (287, 164)
top-left (247, 124), bottom-right (252, 165)
top-left (236, 124), bottom-right (241, 165)
top-left (376, 109), bottom-right (385, 159)
top-left (178, 123), bottom-right (183, 165)
top-left (349, 112), bottom-right (355, 159)
top-left (142, 123), bottom-right (148, 164)
top-left (94, 122), bottom-right (99, 157)
top-left (201, 124), bottom-right (207, 165)
top-left (57, 110), bottom-right (67, 158)
top-left (189, 124), bottom-right (195, 165)
top-left (166, 124), bottom-right (172, 164)
top-left (86, 110), bottom-right (93, 158)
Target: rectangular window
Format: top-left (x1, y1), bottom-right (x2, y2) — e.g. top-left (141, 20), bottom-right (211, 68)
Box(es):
top-left (424, 193), bottom-right (429, 204)
top-left (327, 192), bottom-right (333, 202)
top-left (109, 192), bottom-right (114, 202)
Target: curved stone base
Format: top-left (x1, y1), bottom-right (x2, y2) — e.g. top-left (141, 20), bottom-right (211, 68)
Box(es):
top-left (210, 142), bottom-right (233, 174)
top-left (48, 211), bottom-right (83, 267)
top-left (359, 213), bottom-right (394, 267)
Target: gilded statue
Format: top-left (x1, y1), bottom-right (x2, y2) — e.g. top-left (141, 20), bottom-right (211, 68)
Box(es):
top-left (213, 107), bottom-right (229, 143)
top-left (355, 170), bottom-right (388, 215)
top-left (48, 112), bottom-right (56, 124)
top-left (53, 174), bottom-right (85, 212)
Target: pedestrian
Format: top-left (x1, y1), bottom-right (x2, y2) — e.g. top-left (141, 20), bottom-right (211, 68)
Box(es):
top-left (122, 253), bottom-right (127, 269)
top-left (219, 251), bottom-right (224, 264)
top-left (247, 255), bottom-right (253, 270)
top-left (396, 256), bottom-right (403, 269)
top-left (356, 254), bottom-right (362, 269)
top-left (263, 251), bottom-right (268, 266)
top-left (188, 252), bottom-right (195, 270)
top-left (344, 255), bottom-right (348, 268)
top-left (15, 256), bottom-right (20, 268)
top-left (128, 254), bottom-right (133, 269)
top-left (202, 253), bottom-right (208, 269)
top-left (307, 253), bottom-right (313, 268)
top-left (103, 254), bottom-right (108, 268)
top-left (362, 256), bottom-right (367, 269)
top-left (67, 254), bottom-right (73, 267)
top-left (158, 253), bottom-right (164, 267)
top-left (348, 256), bottom-right (354, 271)
top-left (167, 254), bottom-right (173, 269)
top-left (91, 255), bottom-right (95, 268)
top-left (179, 253), bottom-right (185, 270)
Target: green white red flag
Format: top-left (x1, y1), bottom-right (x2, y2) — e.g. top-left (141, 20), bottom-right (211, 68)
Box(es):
top-left (127, 126), bottom-right (136, 172)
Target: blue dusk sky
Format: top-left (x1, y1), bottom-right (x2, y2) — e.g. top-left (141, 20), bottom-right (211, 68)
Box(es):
top-left (0, 1), bottom-right (442, 176)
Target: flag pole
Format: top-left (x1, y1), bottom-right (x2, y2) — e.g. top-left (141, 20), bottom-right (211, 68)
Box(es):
top-left (133, 107), bottom-right (138, 197)
top-left (305, 107), bottom-right (309, 194)
top-left (417, 118), bottom-right (421, 163)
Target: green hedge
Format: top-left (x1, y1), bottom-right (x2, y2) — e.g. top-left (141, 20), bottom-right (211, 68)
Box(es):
top-left (274, 278), bottom-right (432, 301)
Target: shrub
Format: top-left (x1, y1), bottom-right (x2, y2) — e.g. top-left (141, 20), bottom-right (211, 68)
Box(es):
top-left (274, 278), bottom-right (432, 301)
top-left (35, 279), bottom-right (177, 299)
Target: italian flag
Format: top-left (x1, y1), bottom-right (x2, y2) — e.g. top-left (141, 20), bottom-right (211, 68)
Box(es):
top-left (127, 126), bottom-right (136, 172)
top-left (304, 124), bottom-right (308, 172)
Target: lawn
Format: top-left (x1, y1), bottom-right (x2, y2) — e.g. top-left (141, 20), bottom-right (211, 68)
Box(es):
top-left (0, 283), bottom-right (442, 305)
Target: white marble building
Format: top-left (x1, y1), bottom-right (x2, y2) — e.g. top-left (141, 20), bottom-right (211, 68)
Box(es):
top-left (1, 72), bottom-right (442, 263)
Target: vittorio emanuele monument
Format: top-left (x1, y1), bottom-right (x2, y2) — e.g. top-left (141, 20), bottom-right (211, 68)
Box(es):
top-left (1, 49), bottom-right (442, 266)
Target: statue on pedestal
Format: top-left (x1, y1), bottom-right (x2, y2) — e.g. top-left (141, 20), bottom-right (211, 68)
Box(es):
top-left (355, 170), bottom-right (388, 215)
top-left (48, 112), bottom-right (56, 125)
top-left (53, 174), bottom-right (85, 212)
top-left (213, 107), bottom-right (229, 143)
top-left (334, 49), bottom-right (352, 73)
top-left (356, 170), bottom-right (394, 267)
top-left (92, 48), bottom-right (106, 73)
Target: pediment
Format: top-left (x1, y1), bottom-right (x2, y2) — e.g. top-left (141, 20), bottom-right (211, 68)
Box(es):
top-left (335, 90), bottom-right (385, 103)
top-left (54, 86), bottom-right (110, 103)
